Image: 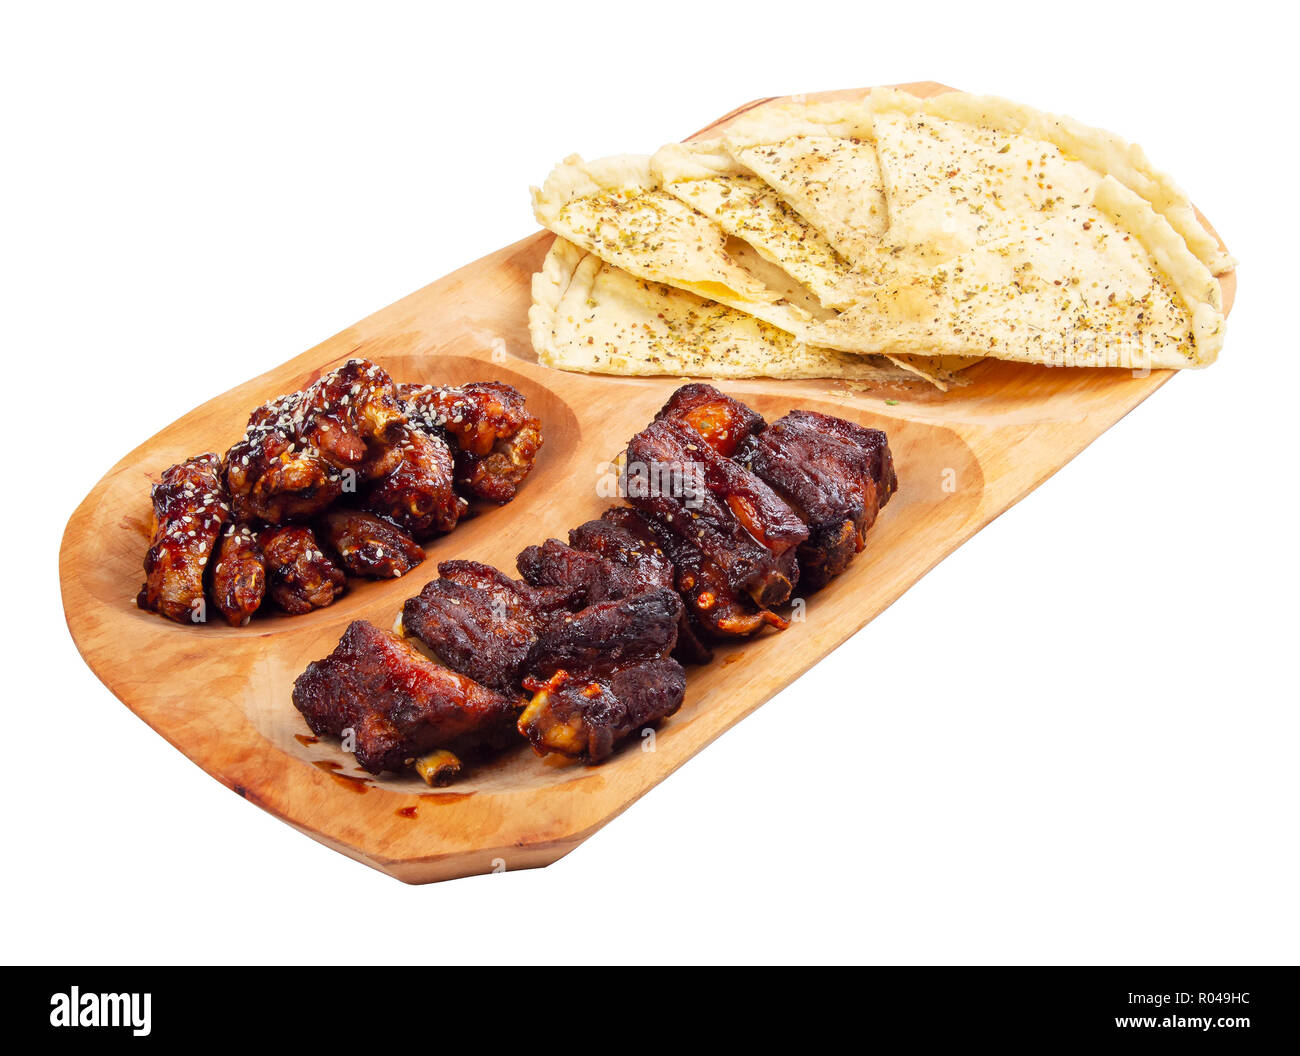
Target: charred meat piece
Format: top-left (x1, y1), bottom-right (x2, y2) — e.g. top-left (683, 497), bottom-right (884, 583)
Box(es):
top-left (361, 426), bottom-right (465, 538)
top-left (629, 509), bottom-right (788, 640)
top-left (589, 506), bottom-right (715, 664)
top-left (625, 418), bottom-right (806, 608)
top-left (522, 511), bottom-right (712, 665)
top-left (261, 525), bottom-right (346, 614)
top-left (567, 512), bottom-right (678, 594)
top-left (293, 620), bottom-right (518, 774)
top-left (136, 453), bottom-right (231, 623)
top-left (316, 509), bottom-right (424, 579)
top-left (749, 410), bottom-right (897, 592)
top-left (437, 559), bottom-right (577, 619)
top-left (519, 659), bottom-right (687, 762)
top-left (401, 381), bottom-right (542, 503)
top-left (654, 382), bottom-right (765, 458)
top-left (224, 394), bottom-right (345, 523)
top-left (294, 359), bottom-right (406, 470)
top-left (532, 587), bottom-right (682, 676)
top-left (211, 524), bottom-right (265, 626)
top-left (516, 534), bottom-right (674, 610)
top-left (401, 560), bottom-right (567, 694)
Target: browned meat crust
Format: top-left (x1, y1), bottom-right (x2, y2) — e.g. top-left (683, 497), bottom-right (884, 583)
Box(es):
top-left (261, 525), bottom-right (346, 614)
top-left (749, 410), bottom-right (897, 592)
top-left (136, 453), bottom-right (231, 623)
top-left (402, 579), bottom-right (542, 695)
top-left (292, 620), bottom-right (519, 773)
top-left (211, 524), bottom-right (265, 626)
top-left (591, 507), bottom-right (715, 663)
top-left (316, 509), bottom-right (424, 579)
top-left (532, 588), bottom-right (682, 676)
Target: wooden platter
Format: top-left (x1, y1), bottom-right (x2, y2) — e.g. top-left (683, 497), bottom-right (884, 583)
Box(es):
top-left (59, 83), bottom-right (1236, 883)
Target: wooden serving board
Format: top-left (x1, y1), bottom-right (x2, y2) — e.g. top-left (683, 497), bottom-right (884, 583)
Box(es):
top-left (60, 83), bottom-right (1235, 883)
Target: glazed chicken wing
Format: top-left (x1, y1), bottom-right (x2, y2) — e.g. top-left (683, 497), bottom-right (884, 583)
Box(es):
top-left (316, 509), bottom-right (424, 579)
top-left (401, 381), bottom-right (542, 503)
top-left (211, 524), bottom-right (265, 626)
top-left (223, 359), bottom-right (406, 524)
top-left (294, 359), bottom-right (406, 469)
top-left (224, 395), bottom-right (346, 524)
top-left (292, 620), bottom-right (519, 774)
top-left (361, 426), bottom-right (465, 538)
top-left (136, 453), bottom-right (231, 624)
top-left (261, 525), bottom-right (346, 614)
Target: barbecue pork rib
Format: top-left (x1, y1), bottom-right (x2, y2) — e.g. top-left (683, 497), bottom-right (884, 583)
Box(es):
top-left (748, 409), bottom-right (898, 591)
top-left (519, 658), bottom-right (687, 763)
top-left (401, 560), bottom-right (570, 694)
top-left (654, 383), bottom-right (898, 594)
top-left (292, 620), bottom-right (519, 775)
top-left (624, 417), bottom-right (806, 607)
top-left (653, 382), bottom-right (765, 458)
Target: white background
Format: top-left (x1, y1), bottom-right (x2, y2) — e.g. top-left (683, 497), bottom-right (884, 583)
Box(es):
top-left (3, 1), bottom-right (1295, 966)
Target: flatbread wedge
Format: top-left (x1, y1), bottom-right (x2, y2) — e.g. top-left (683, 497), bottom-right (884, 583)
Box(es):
top-left (650, 141), bottom-right (866, 310)
top-left (807, 176), bottom-right (1225, 369)
top-left (920, 91), bottom-right (1234, 276)
top-left (529, 238), bottom-right (966, 388)
top-left (531, 154), bottom-right (820, 338)
top-left (720, 101), bottom-right (890, 271)
top-left (868, 89), bottom-right (1233, 277)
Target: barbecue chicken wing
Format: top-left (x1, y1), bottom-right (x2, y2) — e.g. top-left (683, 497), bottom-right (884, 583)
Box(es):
top-left (292, 620), bottom-right (519, 775)
top-left (211, 524), bottom-right (265, 626)
top-left (261, 525), bottom-right (346, 614)
top-left (224, 394), bottom-right (346, 524)
top-left (137, 453), bottom-right (231, 623)
top-left (294, 359), bottom-right (405, 469)
top-left (401, 381), bottom-right (542, 502)
top-left (361, 426), bottom-right (465, 538)
top-left (316, 510), bottom-right (424, 579)
top-left (224, 359), bottom-right (406, 524)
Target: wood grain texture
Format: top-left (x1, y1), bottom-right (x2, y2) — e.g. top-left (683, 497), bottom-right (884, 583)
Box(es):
top-left (59, 83), bottom-right (1236, 883)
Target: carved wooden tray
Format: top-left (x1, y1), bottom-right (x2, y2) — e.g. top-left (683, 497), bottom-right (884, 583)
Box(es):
top-left (59, 82), bottom-right (1235, 882)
